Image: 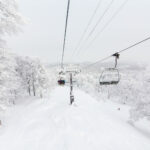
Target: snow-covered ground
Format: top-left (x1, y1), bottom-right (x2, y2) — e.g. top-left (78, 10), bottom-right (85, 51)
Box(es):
top-left (0, 87), bottom-right (150, 150)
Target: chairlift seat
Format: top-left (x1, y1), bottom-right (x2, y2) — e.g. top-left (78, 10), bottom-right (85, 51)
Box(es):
top-left (99, 68), bottom-right (120, 85)
top-left (58, 79), bottom-right (65, 85)
top-left (100, 81), bottom-right (119, 85)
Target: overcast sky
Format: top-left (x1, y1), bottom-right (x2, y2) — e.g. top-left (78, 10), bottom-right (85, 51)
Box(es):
top-left (6, 0), bottom-right (150, 64)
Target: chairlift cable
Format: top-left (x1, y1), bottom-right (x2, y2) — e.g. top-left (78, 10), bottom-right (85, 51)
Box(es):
top-left (61, 0), bottom-right (71, 69)
top-left (85, 0), bottom-right (114, 41)
top-left (83, 36), bottom-right (150, 69)
top-left (73, 0), bottom-right (115, 59)
top-left (80, 0), bottom-right (128, 57)
top-left (70, 0), bottom-right (102, 59)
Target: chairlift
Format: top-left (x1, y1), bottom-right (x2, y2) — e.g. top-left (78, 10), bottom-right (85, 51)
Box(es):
top-left (99, 68), bottom-right (120, 85)
top-left (57, 66), bottom-right (80, 86)
top-left (58, 70), bottom-right (66, 86)
top-left (99, 53), bottom-right (120, 85)
top-left (58, 78), bottom-right (66, 85)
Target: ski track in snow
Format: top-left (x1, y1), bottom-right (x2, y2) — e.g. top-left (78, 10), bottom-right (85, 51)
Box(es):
top-left (0, 87), bottom-right (150, 150)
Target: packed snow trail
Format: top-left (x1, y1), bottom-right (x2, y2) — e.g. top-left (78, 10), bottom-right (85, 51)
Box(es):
top-left (0, 87), bottom-right (150, 150)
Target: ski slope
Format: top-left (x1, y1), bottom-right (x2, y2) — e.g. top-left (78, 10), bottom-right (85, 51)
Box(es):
top-left (0, 87), bottom-right (150, 150)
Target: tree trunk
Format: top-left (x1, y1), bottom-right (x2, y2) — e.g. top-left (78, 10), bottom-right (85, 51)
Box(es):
top-left (32, 81), bottom-right (36, 96)
top-left (27, 81), bottom-right (31, 96)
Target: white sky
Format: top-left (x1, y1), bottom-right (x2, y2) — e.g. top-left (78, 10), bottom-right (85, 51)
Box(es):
top-left (6, 0), bottom-right (150, 64)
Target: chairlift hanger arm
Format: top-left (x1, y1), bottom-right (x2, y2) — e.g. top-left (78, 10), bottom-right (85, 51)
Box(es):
top-left (112, 53), bottom-right (120, 68)
top-left (112, 53), bottom-right (120, 59)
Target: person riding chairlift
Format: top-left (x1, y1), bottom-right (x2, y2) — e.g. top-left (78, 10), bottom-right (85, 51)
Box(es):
top-left (58, 77), bottom-right (65, 85)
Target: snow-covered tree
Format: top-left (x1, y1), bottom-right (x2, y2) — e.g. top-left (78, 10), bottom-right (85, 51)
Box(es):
top-left (0, 49), bottom-right (51, 108)
top-left (0, 0), bottom-right (24, 46)
top-left (0, 50), bottom-right (22, 105)
top-left (129, 66), bottom-right (150, 122)
top-left (16, 57), bottom-right (50, 97)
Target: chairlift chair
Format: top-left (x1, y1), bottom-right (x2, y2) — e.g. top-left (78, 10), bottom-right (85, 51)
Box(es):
top-left (58, 71), bottom-right (66, 86)
top-left (99, 68), bottom-right (120, 85)
top-left (58, 78), bottom-right (66, 85)
top-left (99, 53), bottom-right (120, 85)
